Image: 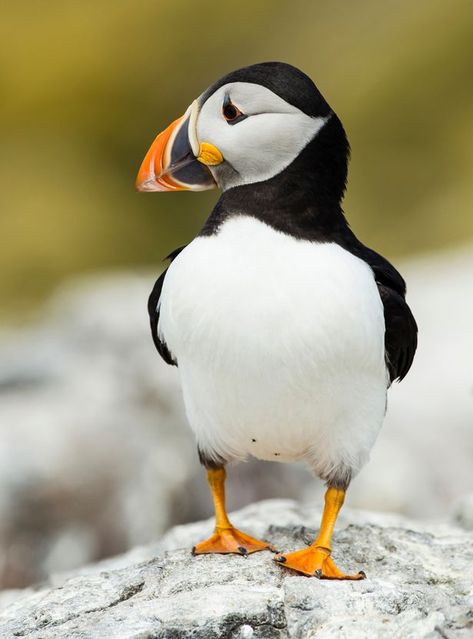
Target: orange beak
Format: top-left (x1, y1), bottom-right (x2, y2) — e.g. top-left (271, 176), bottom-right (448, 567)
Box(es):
top-left (136, 103), bottom-right (217, 193)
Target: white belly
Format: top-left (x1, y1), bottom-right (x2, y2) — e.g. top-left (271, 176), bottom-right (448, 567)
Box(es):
top-left (158, 216), bottom-right (387, 478)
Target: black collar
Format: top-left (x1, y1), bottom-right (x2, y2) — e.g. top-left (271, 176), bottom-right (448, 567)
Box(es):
top-left (200, 115), bottom-right (350, 243)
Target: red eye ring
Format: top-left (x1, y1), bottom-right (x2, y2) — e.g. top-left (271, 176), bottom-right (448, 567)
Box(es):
top-left (223, 101), bottom-right (242, 122)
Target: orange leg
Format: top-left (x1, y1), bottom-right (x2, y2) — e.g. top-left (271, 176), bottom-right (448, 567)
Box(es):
top-left (274, 487), bottom-right (366, 579)
top-left (192, 467), bottom-right (273, 556)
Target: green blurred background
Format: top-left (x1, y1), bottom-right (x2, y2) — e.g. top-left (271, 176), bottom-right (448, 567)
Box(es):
top-left (1, 0), bottom-right (472, 323)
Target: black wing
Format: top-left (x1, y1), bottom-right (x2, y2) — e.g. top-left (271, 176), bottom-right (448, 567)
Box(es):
top-left (377, 283), bottom-right (418, 382)
top-left (148, 246), bottom-right (186, 366)
top-left (342, 232), bottom-right (418, 383)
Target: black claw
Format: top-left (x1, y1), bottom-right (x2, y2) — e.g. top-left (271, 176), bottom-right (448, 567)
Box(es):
top-left (358, 570), bottom-right (367, 579)
top-left (315, 569), bottom-right (323, 579)
top-left (238, 546), bottom-right (248, 555)
top-left (275, 555), bottom-right (286, 563)
top-left (191, 546), bottom-right (196, 556)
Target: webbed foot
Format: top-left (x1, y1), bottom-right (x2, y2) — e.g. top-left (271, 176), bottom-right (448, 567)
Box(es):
top-left (192, 526), bottom-right (274, 555)
top-left (275, 545), bottom-right (365, 580)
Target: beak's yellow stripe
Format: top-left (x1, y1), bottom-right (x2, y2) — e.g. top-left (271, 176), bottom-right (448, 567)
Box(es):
top-left (197, 142), bottom-right (224, 166)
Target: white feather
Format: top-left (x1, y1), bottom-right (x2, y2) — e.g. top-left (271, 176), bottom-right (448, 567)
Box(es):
top-left (196, 82), bottom-right (327, 189)
top-left (158, 216), bottom-right (388, 480)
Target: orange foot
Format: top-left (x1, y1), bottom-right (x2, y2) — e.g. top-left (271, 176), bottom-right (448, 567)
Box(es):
top-left (274, 546), bottom-right (366, 580)
top-left (192, 526), bottom-right (274, 556)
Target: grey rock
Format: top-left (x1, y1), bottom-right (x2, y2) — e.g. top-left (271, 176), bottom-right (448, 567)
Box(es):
top-left (452, 494), bottom-right (473, 531)
top-left (0, 499), bottom-right (472, 639)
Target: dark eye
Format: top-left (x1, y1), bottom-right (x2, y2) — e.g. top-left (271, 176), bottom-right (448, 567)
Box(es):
top-left (223, 103), bottom-right (239, 120)
top-left (222, 97), bottom-right (246, 125)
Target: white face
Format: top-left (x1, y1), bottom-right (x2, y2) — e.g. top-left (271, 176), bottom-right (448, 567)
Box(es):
top-left (196, 82), bottom-right (329, 190)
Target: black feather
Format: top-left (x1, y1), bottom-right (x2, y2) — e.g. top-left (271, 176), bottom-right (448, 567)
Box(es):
top-left (200, 61), bottom-right (331, 120)
top-left (377, 284), bottom-right (418, 382)
top-left (337, 232), bottom-right (418, 382)
top-left (148, 246), bottom-right (186, 366)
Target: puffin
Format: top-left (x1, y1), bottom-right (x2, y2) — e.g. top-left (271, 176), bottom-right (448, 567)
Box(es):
top-left (136, 62), bottom-right (417, 580)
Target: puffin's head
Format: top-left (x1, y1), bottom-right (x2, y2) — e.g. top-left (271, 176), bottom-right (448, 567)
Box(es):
top-left (136, 62), bottom-right (347, 196)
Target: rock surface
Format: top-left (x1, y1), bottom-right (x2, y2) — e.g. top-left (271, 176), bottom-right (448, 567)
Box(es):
top-left (0, 499), bottom-right (472, 639)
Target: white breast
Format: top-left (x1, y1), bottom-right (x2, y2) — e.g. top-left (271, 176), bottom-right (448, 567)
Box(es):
top-left (158, 216), bottom-right (388, 480)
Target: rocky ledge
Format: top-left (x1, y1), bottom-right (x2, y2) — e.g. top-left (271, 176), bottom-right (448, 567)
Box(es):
top-left (0, 499), bottom-right (472, 639)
